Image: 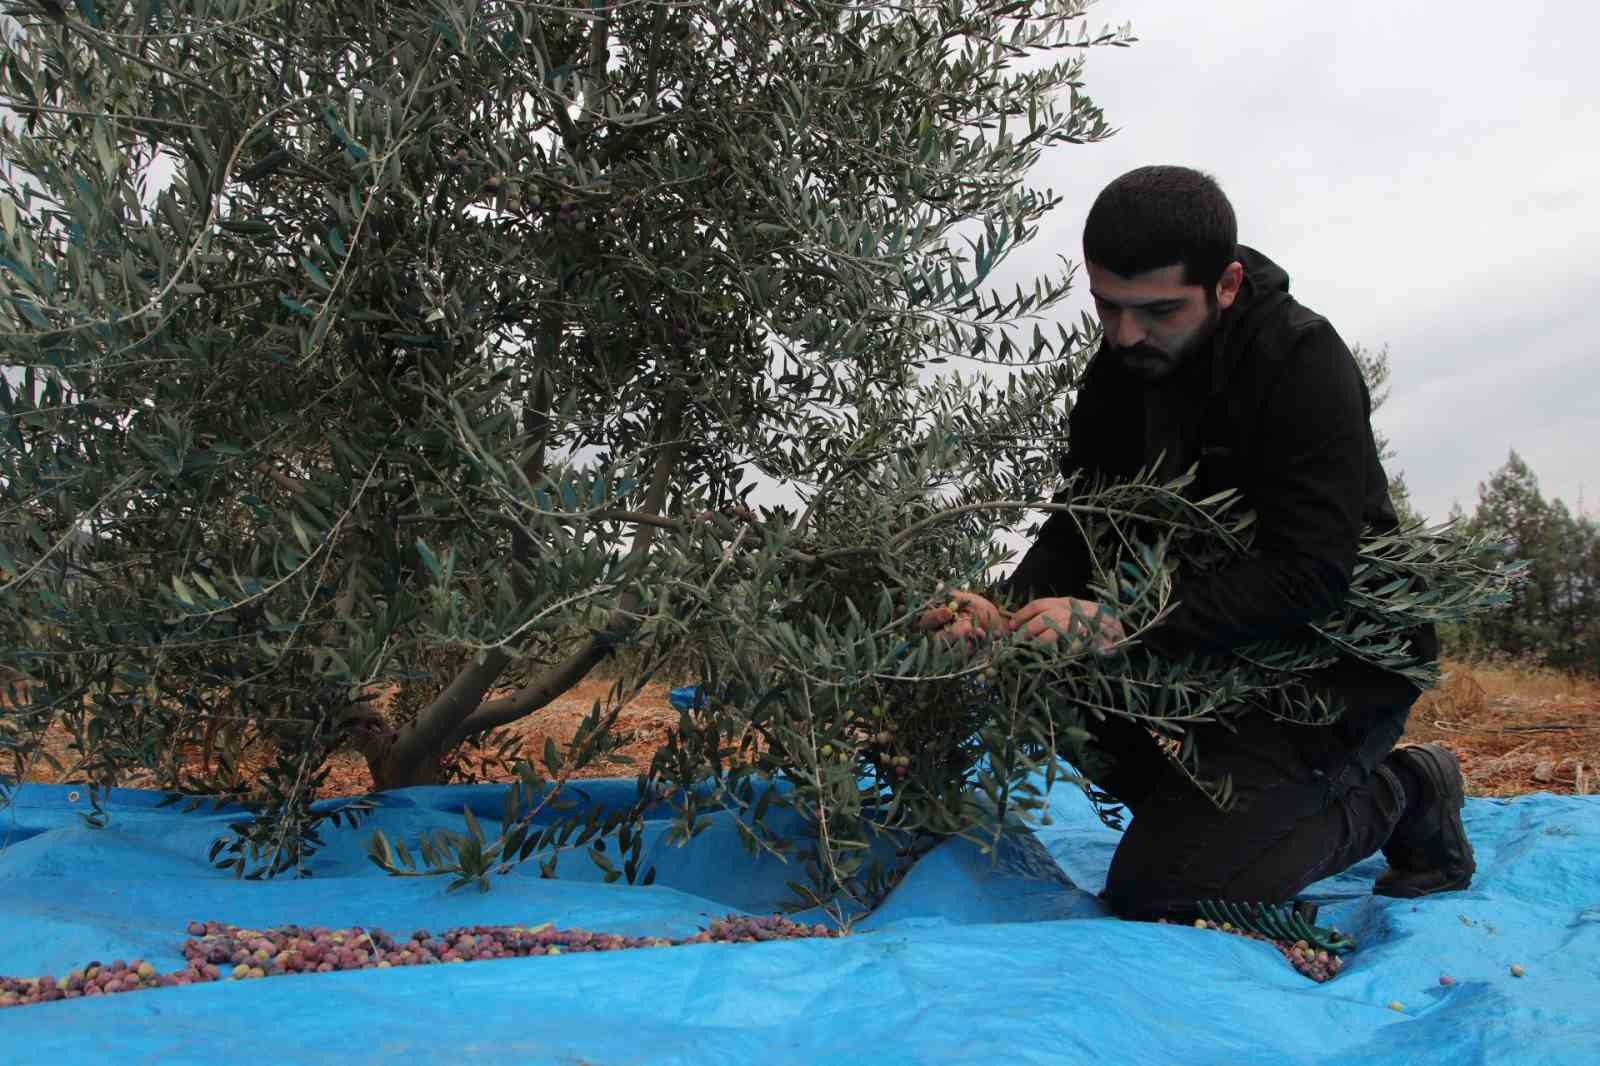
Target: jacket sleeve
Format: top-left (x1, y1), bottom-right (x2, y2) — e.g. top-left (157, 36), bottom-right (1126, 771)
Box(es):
top-left (999, 492), bottom-right (1096, 606)
top-left (1138, 325), bottom-right (1369, 659)
top-left (998, 370), bottom-right (1106, 606)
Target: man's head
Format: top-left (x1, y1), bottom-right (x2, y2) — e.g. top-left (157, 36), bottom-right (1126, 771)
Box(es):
top-left (1082, 166), bottom-right (1245, 381)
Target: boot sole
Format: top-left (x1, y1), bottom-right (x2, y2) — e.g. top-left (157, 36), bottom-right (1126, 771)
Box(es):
top-left (1372, 868), bottom-right (1475, 899)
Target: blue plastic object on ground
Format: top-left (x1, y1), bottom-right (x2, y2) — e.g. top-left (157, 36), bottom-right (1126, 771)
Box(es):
top-left (668, 685), bottom-right (704, 710)
top-left (2, 779), bottom-right (1598, 1065)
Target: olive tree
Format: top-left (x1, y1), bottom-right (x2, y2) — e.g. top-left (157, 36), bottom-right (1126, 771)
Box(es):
top-left (0, 1), bottom-right (1510, 904)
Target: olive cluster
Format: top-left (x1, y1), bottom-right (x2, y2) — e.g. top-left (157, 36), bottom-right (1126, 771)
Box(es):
top-left (0, 958), bottom-right (170, 1006)
top-left (1167, 917), bottom-right (1347, 982)
top-left (862, 724), bottom-right (910, 782)
top-left (0, 914), bottom-right (841, 1009)
top-left (1271, 937), bottom-right (1344, 983)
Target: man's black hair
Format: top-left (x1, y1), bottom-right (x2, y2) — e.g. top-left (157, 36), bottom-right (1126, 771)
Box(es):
top-left (1082, 165), bottom-right (1238, 292)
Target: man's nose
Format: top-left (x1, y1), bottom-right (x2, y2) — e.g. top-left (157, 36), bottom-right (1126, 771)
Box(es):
top-left (1112, 313), bottom-right (1144, 348)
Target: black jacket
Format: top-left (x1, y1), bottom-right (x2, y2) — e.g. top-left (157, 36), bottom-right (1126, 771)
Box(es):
top-left (1007, 246), bottom-right (1436, 757)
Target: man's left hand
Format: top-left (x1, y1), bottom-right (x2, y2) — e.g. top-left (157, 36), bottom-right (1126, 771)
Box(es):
top-left (1007, 597), bottom-right (1126, 654)
top-left (915, 590), bottom-right (1008, 645)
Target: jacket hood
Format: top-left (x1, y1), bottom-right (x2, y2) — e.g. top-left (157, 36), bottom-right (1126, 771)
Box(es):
top-left (1234, 244), bottom-right (1291, 302)
top-left (1225, 244), bottom-right (1292, 343)
top-left (1197, 244), bottom-right (1299, 394)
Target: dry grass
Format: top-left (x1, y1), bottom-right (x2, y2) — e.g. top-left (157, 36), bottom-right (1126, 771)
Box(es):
top-left (1452, 657), bottom-right (1600, 703)
top-left (1404, 658), bottom-right (1600, 796)
top-left (14, 657), bottom-right (1600, 800)
top-left (10, 677), bottom-right (683, 799)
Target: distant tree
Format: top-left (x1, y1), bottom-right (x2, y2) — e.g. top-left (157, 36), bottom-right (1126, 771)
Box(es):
top-left (1350, 343), bottom-right (1422, 527)
top-left (1448, 451), bottom-right (1600, 671)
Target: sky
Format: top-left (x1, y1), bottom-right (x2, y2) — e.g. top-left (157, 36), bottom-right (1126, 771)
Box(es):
top-left (999, 0), bottom-right (1600, 523)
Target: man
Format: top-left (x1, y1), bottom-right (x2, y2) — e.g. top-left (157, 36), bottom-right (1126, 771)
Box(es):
top-left (924, 166), bottom-right (1474, 921)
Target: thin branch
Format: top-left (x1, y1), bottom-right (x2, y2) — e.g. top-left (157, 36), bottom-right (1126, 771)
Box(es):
top-left (46, 13), bottom-right (228, 98)
top-left (509, 333), bottom-right (556, 601)
top-left (255, 462), bottom-right (305, 497)
top-left (581, 7), bottom-right (610, 119)
top-left (2, 103), bottom-right (209, 129)
top-left (528, 16), bottom-right (585, 152)
top-left (642, 2), bottom-right (668, 116)
top-left (447, 388), bottom-right (686, 744)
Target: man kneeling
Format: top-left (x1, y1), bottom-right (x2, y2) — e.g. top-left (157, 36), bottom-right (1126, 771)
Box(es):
top-left (922, 165), bottom-right (1473, 920)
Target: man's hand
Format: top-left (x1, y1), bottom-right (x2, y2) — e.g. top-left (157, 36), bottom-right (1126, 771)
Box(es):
top-left (915, 590), bottom-right (1008, 645)
top-left (1007, 597), bottom-right (1126, 654)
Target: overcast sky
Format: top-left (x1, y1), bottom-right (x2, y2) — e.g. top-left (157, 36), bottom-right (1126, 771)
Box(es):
top-left (1003, 0), bottom-right (1599, 523)
top-left (4, 5), bottom-right (1592, 524)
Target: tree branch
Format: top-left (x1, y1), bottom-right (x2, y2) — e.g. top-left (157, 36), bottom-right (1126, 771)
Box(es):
top-left (447, 388), bottom-right (686, 744)
top-left (582, 10), bottom-right (610, 119)
top-left (509, 336), bottom-right (556, 602)
top-left (376, 644), bottom-right (515, 785)
top-left (4, 102), bottom-right (208, 129)
top-left (255, 462), bottom-right (305, 497)
top-left (446, 640), bottom-right (611, 743)
top-left (642, 2), bottom-right (668, 116)
top-left (528, 17), bottom-right (585, 153)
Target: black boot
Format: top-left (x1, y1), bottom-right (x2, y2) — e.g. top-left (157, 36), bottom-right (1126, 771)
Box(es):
top-left (1373, 743), bottom-right (1476, 898)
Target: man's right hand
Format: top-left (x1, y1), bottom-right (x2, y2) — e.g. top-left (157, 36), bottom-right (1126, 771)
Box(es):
top-left (915, 590), bottom-right (1008, 644)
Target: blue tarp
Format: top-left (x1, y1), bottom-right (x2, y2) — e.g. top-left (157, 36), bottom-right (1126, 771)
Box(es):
top-left (2, 778), bottom-right (1597, 1065)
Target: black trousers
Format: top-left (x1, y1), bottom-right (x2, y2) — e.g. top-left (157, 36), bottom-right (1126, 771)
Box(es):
top-left (1080, 661), bottom-right (1419, 921)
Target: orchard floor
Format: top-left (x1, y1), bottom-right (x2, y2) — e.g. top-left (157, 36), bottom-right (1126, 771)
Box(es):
top-left (7, 660), bottom-right (1600, 1065)
top-left (17, 659), bottom-right (1600, 799)
top-left (1403, 659), bottom-right (1600, 796)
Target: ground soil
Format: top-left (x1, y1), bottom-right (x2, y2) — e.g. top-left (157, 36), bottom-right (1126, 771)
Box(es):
top-left (15, 659), bottom-right (1599, 800)
top-left (1401, 659), bottom-right (1600, 797)
top-left (11, 675), bottom-right (681, 798)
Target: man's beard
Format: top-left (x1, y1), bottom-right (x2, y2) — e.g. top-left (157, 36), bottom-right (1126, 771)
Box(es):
top-left (1115, 305), bottom-right (1222, 382)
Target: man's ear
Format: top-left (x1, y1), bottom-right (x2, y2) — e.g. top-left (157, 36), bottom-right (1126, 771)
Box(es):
top-left (1215, 261), bottom-right (1245, 310)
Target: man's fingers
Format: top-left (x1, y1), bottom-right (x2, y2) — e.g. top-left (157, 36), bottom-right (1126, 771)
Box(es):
top-left (1018, 610), bottom-right (1105, 647)
top-left (1018, 613), bottom-right (1070, 644)
top-left (1005, 599), bottom-right (1126, 650)
top-left (918, 592), bottom-right (1014, 644)
top-left (926, 618), bottom-right (980, 646)
top-left (1006, 601), bottom-right (1050, 630)
top-left (1009, 597), bottom-right (1089, 629)
top-left (1023, 621), bottom-right (1059, 645)
top-left (951, 594), bottom-right (1004, 627)
top-left (916, 610), bottom-right (978, 643)
top-left (1095, 619), bottom-right (1128, 655)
